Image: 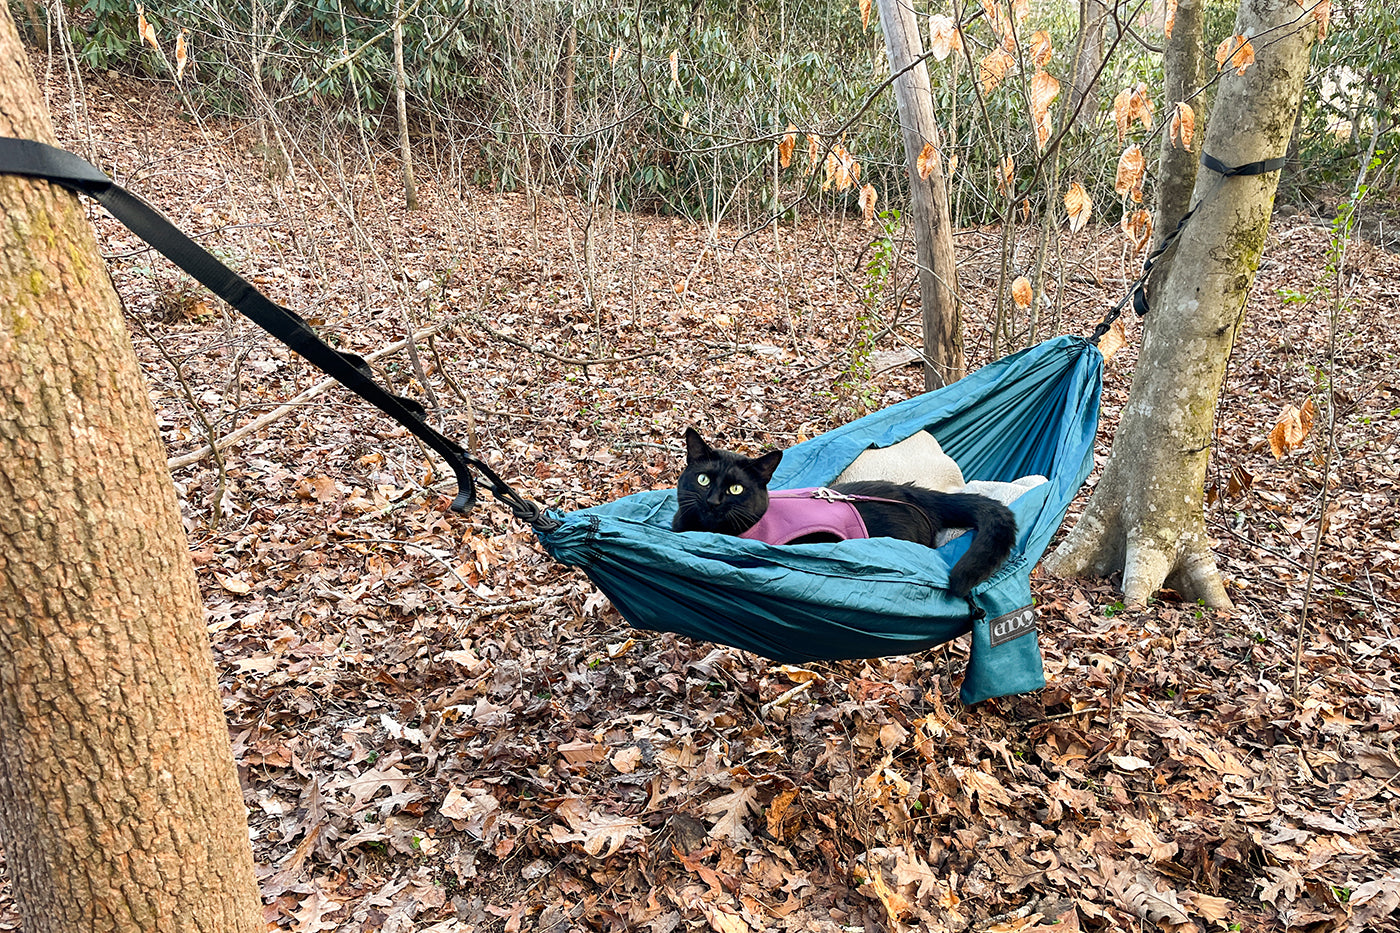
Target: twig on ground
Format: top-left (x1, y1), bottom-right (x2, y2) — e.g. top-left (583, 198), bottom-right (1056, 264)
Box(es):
top-left (167, 324), bottom-right (448, 470)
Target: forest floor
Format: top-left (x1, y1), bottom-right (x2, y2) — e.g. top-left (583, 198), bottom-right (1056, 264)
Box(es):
top-left (5, 54), bottom-right (1400, 933)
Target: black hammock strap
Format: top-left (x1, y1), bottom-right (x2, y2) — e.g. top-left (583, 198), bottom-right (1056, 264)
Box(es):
top-left (0, 136), bottom-right (558, 531)
top-left (1088, 150), bottom-right (1287, 346)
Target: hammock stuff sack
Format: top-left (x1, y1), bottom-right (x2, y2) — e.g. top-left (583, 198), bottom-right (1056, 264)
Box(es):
top-left (537, 335), bottom-right (1104, 705)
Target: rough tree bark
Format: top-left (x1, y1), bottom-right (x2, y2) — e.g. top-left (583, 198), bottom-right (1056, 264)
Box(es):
top-left (875, 0), bottom-right (964, 388)
top-left (1045, 0), bottom-right (1317, 607)
top-left (0, 8), bottom-right (262, 930)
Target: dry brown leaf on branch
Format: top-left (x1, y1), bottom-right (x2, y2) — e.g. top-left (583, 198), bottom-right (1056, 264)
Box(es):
top-left (137, 4), bottom-right (160, 51)
top-left (1304, 0), bottom-right (1331, 37)
top-left (1164, 0), bottom-right (1177, 37)
top-left (1112, 88), bottom-right (1133, 142)
top-left (669, 49), bottom-right (679, 85)
top-left (980, 47), bottom-right (1016, 94)
top-left (860, 0), bottom-right (872, 30)
top-left (1031, 69), bottom-right (1061, 119)
top-left (917, 141), bottom-right (939, 180)
top-left (1121, 208), bottom-right (1153, 254)
top-left (1316, 0), bottom-right (1331, 37)
top-left (806, 134), bottom-right (820, 174)
top-left (1116, 145), bottom-right (1146, 201)
top-left (1029, 29), bottom-right (1053, 66)
top-left (175, 29), bottom-right (189, 81)
top-left (1098, 319), bottom-right (1128, 361)
top-left (1012, 276), bottom-right (1034, 309)
top-left (1113, 84), bottom-right (1153, 141)
top-left (1269, 399), bottom-right (1317, 458)
top-left (1031, 69), bottom-right (1060, 149)
top-left (860, 184), bottom-right (878, 225)
top-left (996, 155), bottom-right (1016, 198)
top-left (1216, 34), bottom-right (1256, 75)
top-left (1064, 182), bottom-right (1092, 232)
top-left (1169, 101), bottom-right (1195, 149)
top-left (928, 14), bottom-right (962, 61)
top-left (777, 124), bottom-right (797, 169)
top-left (826, 144), bottom-right (861, 189)
top-left (1033, 112), bottom-right (1052, 150)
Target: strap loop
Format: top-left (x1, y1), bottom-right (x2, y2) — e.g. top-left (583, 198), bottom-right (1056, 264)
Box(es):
top-left (1089, 149), bottom-right (1286, 346)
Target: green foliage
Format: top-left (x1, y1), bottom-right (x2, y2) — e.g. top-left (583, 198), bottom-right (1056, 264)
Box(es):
top-left (40, 0), bottom-right (1394, 226)
top-left (1292, 5), bottom-right (1400, 195)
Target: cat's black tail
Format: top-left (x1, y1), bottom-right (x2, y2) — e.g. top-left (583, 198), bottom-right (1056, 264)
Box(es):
top-left (908, 489), bottom-right (1018, 598)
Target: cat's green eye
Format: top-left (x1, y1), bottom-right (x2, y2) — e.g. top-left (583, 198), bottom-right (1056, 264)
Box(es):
top-left (728, 483), bottom-right (744, 495)
top-left (695, 474), bottom-right (711, 487)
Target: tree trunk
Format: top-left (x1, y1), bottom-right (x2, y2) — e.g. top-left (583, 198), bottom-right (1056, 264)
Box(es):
top-left (1069, 0), bottom-right (1107, 130)
top-left (1152, 0), bottom-right (1209, 252)
top-left (0, 8), bottom-right (263, 930)
top-left (393, 0), bottom-right (419, 210)
top-left (1045, 0), bottom-right (1316, 607)
top-left (875, 0), bottom-right (964, 389)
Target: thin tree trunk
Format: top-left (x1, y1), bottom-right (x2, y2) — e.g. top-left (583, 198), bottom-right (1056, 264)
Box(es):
top-left (1070, 0), bottom-right (1107, 130)
top-left (875, 0), bottom-right (964, 388)
top-left (1152, 0), bottom-right (1208, 253)
top-left (0, 8), bottom-right (262, 929)
top-left (393, 0), bottom-right (419, 210)
top-left (1045, 0), bottom-right (1316, 607)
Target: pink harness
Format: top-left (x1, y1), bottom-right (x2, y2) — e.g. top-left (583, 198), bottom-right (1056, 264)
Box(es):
top-left (739, 488), bottom-right (871, 545)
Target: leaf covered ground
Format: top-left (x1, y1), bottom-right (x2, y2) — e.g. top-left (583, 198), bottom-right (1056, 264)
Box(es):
top-left (5, 58), bottom-right (1400, 933)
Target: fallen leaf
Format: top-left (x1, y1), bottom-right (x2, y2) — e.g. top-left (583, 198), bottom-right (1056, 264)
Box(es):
top-left (550, 797), bottom-right (646, 858)
top-left (1109, 753), bottom-right (1154, 771)
top-left (704, 785), bottom-right (761, 844)
top-left (217, 573), bottom-right (252, 595)
top-left (1269, 399), bottom-right (1316, 458)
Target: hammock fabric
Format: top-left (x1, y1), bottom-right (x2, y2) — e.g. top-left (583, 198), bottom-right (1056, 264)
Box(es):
top-left (537, 335), bottom-right (1104, 704)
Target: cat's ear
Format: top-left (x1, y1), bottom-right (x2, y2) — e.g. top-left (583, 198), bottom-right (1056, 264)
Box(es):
top-left (683, 426), bottom-right (713, 463)
top-left (749, 449), bottom-right (783, 483)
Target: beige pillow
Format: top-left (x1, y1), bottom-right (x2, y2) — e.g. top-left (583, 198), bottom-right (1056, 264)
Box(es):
top-left (835, 431), bottom-right (965, 492)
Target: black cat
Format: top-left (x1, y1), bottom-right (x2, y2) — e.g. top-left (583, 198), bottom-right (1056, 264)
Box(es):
top-left (672, 427), bottom-right (1017, 597)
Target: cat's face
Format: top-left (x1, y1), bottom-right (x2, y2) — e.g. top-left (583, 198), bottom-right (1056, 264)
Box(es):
top-left (675, 428), bottom-right (782, 535)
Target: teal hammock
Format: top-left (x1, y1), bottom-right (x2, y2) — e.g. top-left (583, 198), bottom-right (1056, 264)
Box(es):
top-left (536, 335), bottom-right (1103, 704)
top-left (0, 137), bottom-right (1104, 706)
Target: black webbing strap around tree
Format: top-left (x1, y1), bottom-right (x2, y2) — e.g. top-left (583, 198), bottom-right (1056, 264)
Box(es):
top-left (0, 136), bottom-right (558, 531)
top-left (1088, 150), bottom-right (1288, 346)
